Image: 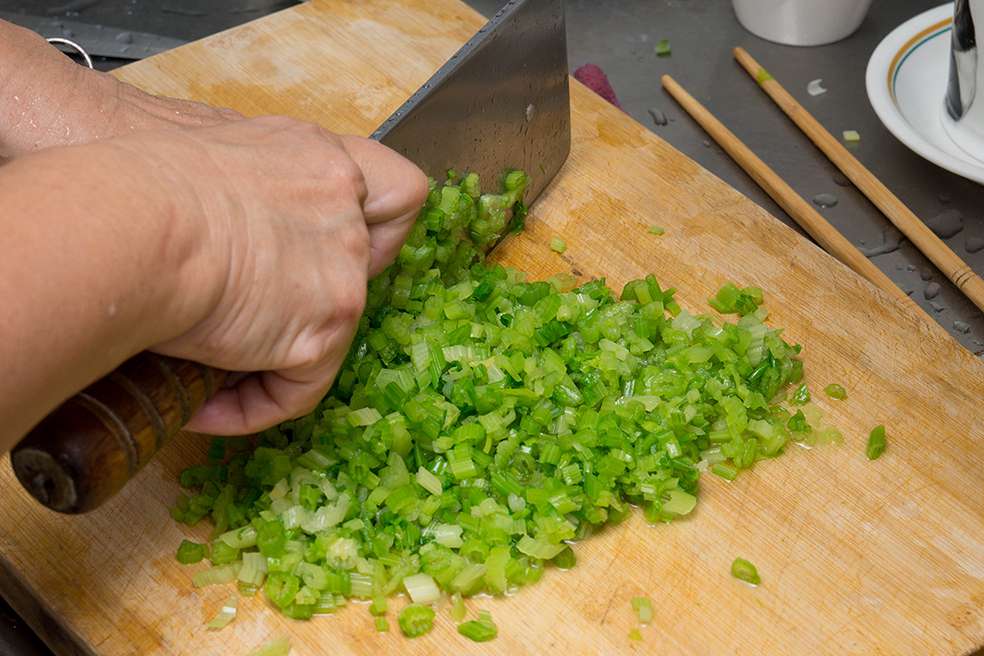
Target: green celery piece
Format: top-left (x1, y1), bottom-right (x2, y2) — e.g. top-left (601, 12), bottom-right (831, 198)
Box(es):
top-left (458, 611), bottom-right (498, 642)
top-left (866, 425), bottom-right (887, 460)
top-left (731, 557), bottom-right (761, 585)
top-left (176, 540), bottom-right (206, 565)
top-left (398, 604), bottom-right (435, 638)
top-left (655, 38), bottom-right (671, 56)
top-left (824, 383), bottom-right (848, 400)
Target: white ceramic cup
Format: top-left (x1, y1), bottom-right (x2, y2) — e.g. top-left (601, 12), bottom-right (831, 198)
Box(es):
top-left (733, 0), bottom-right (874, 47)
top-left (943, 0), bottom-right (984, 163)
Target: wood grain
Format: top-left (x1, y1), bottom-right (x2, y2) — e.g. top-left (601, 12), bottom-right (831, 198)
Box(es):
top-left (2, 1), bottom-right (983, 655)
top-left (733, 46), bottom-right (984, 314)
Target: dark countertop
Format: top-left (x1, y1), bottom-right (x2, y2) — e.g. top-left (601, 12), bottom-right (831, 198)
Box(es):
top-left (1, 1), bottom-right (981, 654)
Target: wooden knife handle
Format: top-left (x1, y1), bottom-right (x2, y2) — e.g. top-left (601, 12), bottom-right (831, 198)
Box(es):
top-left (10, 354), bottom-right (225, 514)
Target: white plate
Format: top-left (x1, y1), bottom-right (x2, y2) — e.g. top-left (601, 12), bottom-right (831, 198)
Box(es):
top-left (866, 3), bottom-right (984, 184)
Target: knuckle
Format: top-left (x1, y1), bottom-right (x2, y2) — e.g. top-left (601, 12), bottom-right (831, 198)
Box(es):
top-left (334, 279), bottom-right (367, 323)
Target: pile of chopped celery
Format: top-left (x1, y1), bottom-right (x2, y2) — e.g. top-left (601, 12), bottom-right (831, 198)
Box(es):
top-left (172, 170), bottom-right (821, 635)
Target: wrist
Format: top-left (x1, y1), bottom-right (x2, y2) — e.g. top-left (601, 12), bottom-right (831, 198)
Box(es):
top-left (0, 21), bottom-right (121, 157)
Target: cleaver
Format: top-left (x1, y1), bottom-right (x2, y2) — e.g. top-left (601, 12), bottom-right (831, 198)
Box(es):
top-left (11, 0), bottom-right (571, 514)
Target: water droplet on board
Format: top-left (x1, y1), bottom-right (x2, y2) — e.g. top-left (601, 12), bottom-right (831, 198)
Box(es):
top-left (930, 301), bottom-right (945, 313)
top-left (953, 320), bottom-right (971, 334)
top-left (920, 268), bottom-right (933, 281)
top-left (926, 209), bottom-right (963, 238)
top-left (860, 227), bottom-right (904, 257)
top-left (923, 282), bottom-right (941, 300)
top-left (831, 171), bottom-right (851, 187)
top-left (966, 236), bottom-right (984, 253)
top-left (812, 193), bottom-right (838, 208)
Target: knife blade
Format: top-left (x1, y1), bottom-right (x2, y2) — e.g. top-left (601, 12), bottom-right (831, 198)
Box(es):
top-left (375, 0), bottom-right (571, 212)
top-left (10, 0), bottom-right (572, 514)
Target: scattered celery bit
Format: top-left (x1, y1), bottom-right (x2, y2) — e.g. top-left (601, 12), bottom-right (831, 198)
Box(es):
top-left (711, 463), bottom-right (738, 481)
top-left (631, 596), bottom-right (653, 624)
top-left (628, 627), bottom-right (643, 641)
top-left (866, 425), bottom-right (887, 460)
top-left (375, 617), bottom-right (389, 633)
top-left (246, 637), bottom-right (291, 656)
top-left (731, 558), bottom-right (761, 585)
top-left (824, 383), bottom-right (847, 400)
top-left (370, 596), bottom-right (388, 616)
top-left (790, 383), bottom-right (810, 405)
top-left (398, 604), bottom-right (435, 638)
top-left (206, 596), bottom-right (238, 630)
top-left (550, 236), bottom-right (567, 253)
top-left (176, 539), bottom-right (205, 565)
top-left (458, 610), bottom-right (498, 642)
top-left (708, 282), bottom-right (764, 316)
top-left (755, 68), bottom-right (773, 84)
top-left (647, 225), bottom-right (665, 235)
top-left (655, 39), bottom-right (671, 57)
top-left (450, 593), bottom-right (466, 622)
top-left (843, 130), bottom-right (861, 143)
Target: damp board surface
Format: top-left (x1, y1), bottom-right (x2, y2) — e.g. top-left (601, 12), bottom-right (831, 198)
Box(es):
top-left (1, 1), bottom-right (983, 654)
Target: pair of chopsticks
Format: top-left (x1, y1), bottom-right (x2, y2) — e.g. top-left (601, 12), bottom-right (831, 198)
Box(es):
top-left (662, 47), bottom-right (984, 316)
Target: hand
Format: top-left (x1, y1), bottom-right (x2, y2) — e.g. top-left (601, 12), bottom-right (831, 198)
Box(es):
top-left (114, 117), bottom-right (427, 434)
top-left (0, 20), bottom-right (239, 158)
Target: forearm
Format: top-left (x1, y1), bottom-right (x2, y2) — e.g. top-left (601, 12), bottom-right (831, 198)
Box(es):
top-left (0, 142), bottom-right (213, 451)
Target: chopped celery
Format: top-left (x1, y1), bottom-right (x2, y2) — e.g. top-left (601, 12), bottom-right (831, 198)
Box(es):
top-left (458, 610), bottom-right (497, 642)
top-left (550, 237), bottom-right (567, 253)
top-left (629, 627), bottom-right (643, 641)
top-left (647, 225), bottom-right (665, 235)
top-left (631, 596), bottom-right (653, 624)
top-left (866, 425), bottom-right (887, 460)
top-left (176, 540), bottom-right (205, 565)
top-left (824, 383), bottom-right (848, 400)
top-left (398, 604), bottom-right (435, 638)
top-left (375, 617), bottom-right (389, 632)
top-left (655, 39), bottom-right (671, 57)
top-left (206, 596), bottom-right (237, 630)
top-left (246, 637), bottom-right (290, 656)
top-left (842, 130), bottom-right (861, 143)
top-left (731, 558), bottom-right (761, 585)
top-left (169, 171), bottom-right (818, 642)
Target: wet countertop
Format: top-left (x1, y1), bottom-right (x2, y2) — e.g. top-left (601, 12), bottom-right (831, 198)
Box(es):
top-left (0, 0), bottom-right (981, 654)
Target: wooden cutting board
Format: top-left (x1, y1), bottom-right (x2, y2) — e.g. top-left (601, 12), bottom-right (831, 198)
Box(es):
top-left (2, 1), bottom-right (983, 654)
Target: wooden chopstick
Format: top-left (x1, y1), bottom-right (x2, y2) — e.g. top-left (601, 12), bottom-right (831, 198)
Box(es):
top-left (660, 74), bottom-right (913, 306)
top-left (733, 46), bottom-right (984, 314)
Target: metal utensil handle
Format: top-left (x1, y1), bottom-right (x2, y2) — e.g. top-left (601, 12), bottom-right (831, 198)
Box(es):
top-left (11, 354), bottom-right (224, 513)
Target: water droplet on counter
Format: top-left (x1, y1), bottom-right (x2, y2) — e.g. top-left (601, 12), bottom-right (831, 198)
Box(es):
top-left (953, 320), bottom-right (971, 334)
top-left (115, 31), bottom-right (133, 44)
top-left (926, 209), bottom-right (963, 238)
top-left (906, 264), bottom-right (917, 271)
top-left (938, 191), bottom-right (952, 204)
top-left (920, 268), bottom-right (933, 281)
top-left (525, 104), bottom-right (535, 121)
top-left (62, 28), bottom-right (74, 37)
top-left (812, 193), bottom-right (838, 208)
top-left (930, 301), bottom-right (945, 313)
top-left (831, 171), bottom-right (851, 187)
top-left (860, 227), bottom-right (904, 257)
top-left (702, 139), bottom-right (711, 147)
top-left (966, 236), bottom-right (984, 254)
top-left (895, 264), bottom-right (904, 270)
top-left (923, 282), bottom-right (941, 300)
